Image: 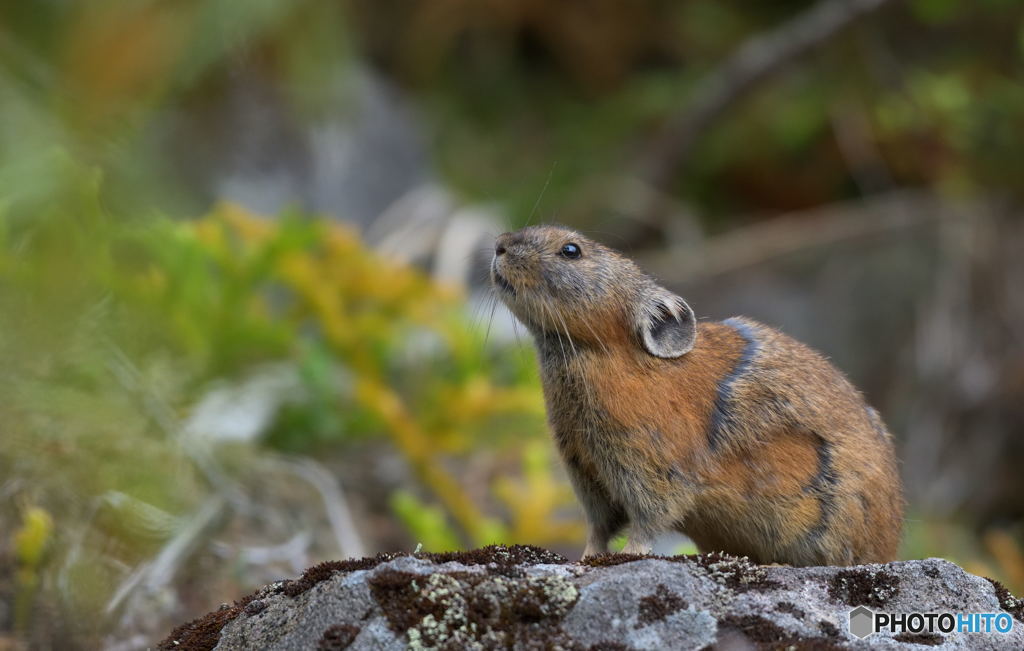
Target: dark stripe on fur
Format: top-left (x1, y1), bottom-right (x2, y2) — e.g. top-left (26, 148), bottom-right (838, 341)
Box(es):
top-left (708, 318), bottom-right (760, 451)
top-left (804, 434), bottom-right (840, 542)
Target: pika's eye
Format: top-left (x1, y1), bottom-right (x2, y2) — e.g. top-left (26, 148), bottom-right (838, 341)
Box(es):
top-left (560, 243), bottom-right (581, 259)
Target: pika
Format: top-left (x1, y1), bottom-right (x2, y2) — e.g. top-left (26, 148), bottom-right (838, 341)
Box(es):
top-left (491, 225), bottom-right (903, 566)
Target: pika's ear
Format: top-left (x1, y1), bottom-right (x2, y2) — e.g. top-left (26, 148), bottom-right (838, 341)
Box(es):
top-left (636, 291), bottom-right (697, 359)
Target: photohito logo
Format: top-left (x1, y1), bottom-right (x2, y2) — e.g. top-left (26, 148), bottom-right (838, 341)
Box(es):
top-left (848, 606), bottom-right (1015, 639)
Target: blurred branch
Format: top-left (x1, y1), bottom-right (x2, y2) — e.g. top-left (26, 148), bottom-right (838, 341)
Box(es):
top-left (104, 494), bottom-right (228, 617)
top-left (279, 457), bottom-right (366, 560)
top-left (637, 0), bottom-right (896, 224)
top-left (224, 531), bottom-right (312, 573)
top-left (640, 190), bottom-right (975, 282)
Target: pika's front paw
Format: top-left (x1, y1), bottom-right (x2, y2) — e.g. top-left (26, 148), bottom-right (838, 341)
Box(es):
top-left (582, 540), bottom-right (611, 560)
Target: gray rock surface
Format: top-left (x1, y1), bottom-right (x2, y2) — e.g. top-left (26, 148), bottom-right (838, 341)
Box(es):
top-left (158, 546), bottom-right (1024, 650)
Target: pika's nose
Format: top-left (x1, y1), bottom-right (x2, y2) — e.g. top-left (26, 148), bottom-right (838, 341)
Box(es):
top-left (495, 232), bottom-right (514, 256)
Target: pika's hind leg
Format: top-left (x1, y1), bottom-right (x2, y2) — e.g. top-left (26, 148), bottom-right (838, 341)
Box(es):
top-left (621, 487), bottom-right (695, 556)
top-left (621, 507), bottom-right (665, 555)
top-left (621, 531), bottom-right (654, 555)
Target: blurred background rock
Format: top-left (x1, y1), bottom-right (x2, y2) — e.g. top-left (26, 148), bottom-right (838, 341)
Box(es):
top-left (1, 0), bottom-right (1022, 647)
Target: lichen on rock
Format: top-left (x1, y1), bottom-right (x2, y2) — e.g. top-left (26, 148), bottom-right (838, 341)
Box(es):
top-left (159, 546), bottom-right (1024, 650)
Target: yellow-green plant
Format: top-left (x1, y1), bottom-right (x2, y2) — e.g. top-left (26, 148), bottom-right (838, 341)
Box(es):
top-left (125, 203), bottom-right (569, 547)
top-left (0, 174), bottom-right (584, 645)
top-left (13, 506), bottom-right (54, 634)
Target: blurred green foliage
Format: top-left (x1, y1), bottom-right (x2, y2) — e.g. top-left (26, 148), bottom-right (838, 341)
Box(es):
top-left (0, 172), bottom-right (578, 642)
top-left (0, 0), bottom-right (352, 218)
top-left (5, 0), bottom-right (1022, 228)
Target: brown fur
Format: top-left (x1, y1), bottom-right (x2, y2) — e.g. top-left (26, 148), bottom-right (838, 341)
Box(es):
top-left (491, 225), bottom-right (903, 566)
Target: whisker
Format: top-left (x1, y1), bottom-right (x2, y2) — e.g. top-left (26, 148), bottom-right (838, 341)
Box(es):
top-left (467, 290), bottom-right (488, 333)
top-left (526, 162), bottom-right (557, 227)
top-left (541, 301), bottom-right (571, 379)
top-left (483, 291), bottom-right (499, 347)
top-left (581, 318), bottom-right (612, 358)
top-left (553, 306), bottom-right (596, 404)
top-left (554, 309), bottom-right (579, 359)
top-left (509, 310), bottom-right (529, 366)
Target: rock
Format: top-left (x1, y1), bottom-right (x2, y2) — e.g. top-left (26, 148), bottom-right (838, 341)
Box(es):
top-left (158, 546), bottom-right (1024, 650)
